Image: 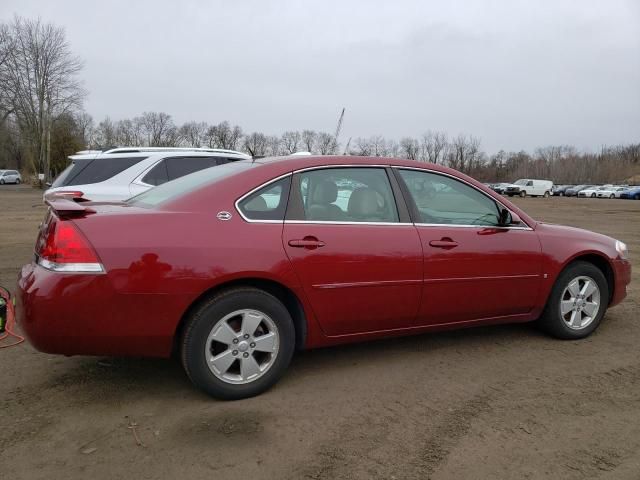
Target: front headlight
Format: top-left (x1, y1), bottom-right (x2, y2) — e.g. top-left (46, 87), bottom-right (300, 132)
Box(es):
top-left (615, 240), bottom-right (629, 260)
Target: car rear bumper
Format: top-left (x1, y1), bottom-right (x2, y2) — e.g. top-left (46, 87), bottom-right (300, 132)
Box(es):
top-left (17, 262), bottom-right (176, 357)
top-left (611, 258), bottom-right (631, 307)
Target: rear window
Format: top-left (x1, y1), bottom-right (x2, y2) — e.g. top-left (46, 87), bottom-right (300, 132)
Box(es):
top-left (58, 156), bottom-right (147, 186)
top-left (127, 161), bottom-right (254, 208)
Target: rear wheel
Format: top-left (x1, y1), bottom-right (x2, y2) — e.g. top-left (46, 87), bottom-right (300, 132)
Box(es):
top-left (539, 261), bottom-right (608, 339)
top-left (544, 191), bottom-right (550, 198)
top-left (558, 192), bottom-right (564, 196)
top-left (635, 194), bottom-right (640, 200)
top-left (181, 288), bottom-right (296, 400)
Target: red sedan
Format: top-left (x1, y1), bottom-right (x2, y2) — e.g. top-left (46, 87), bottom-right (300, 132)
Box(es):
top-left (18, 156), bottom-right (631, 399)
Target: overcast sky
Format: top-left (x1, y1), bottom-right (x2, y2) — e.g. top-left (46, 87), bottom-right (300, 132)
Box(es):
top-left (2, 0), bottom-right (639, 152)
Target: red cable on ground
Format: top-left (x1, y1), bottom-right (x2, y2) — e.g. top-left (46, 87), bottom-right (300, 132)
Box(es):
top-left (0, 286), bottom-right (24, 349)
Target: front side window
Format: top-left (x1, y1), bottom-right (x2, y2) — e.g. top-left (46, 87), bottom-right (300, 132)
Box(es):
top-left (165, 157), bottom-right (218, 180)
top-left (398, 169), bottom-right (501, 226)
top-left (292, 168), bottom-right (399, 223)
top-left (238, 176), bottom-right (291, 221)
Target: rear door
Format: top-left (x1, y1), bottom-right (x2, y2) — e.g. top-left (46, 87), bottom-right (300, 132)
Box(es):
top-left (282, 166), bottom-right (423, 336)
top-left (395, 168), bottom-right (543, 325)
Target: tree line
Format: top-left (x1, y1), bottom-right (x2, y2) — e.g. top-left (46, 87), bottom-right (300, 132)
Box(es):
top-left (1, 16), bottom-right (638, 185)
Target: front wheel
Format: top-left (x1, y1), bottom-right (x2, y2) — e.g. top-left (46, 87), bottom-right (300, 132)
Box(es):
top-left (0, 179), bottom-right (4, 185)
top-left (609, 194), bottom-right (615, 199)
top-left (538, 261), bottom-right (608, 339)
top-left (15, 178), bottom-right (20, 184)
top-left (591, 193), bottom-right (596, 198)
top-left (181, 288), bottom-right (296, 400)
top-left (519, 191), bottom-right (526, 198)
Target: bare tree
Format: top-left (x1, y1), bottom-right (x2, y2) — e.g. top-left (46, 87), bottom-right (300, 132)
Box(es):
top-left (0, 23), bottom-right (16, 123)
top-left (207, 121), bottom-right (243, 150)
top-left (301, 129), bottom-right (316, 152)
top-left (243, 132), bottom-right (267, 157)
top-left (400, 137), bottom-right (419, 160)
top-left (139, 111), bottom-right (179, 146)
top-left (179, 121), bottom-right (208, 148)
top-left (421, 131), bottom-right (448, 164)
top-left (317, 132), bottom-right (337, 154)
top-left (4, 17), bottom-right (85, 178)
top-left (281, 130), bottom-right (301, 154)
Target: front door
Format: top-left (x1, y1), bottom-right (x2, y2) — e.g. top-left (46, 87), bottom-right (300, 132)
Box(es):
top-left (395, 168), bottom-right (543, 325)
top-left (283, 167), bottom-right (423, 336)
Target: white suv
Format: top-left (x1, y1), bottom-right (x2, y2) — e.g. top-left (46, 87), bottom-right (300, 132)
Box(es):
top-left (45, 147), bottom-right (251, 201)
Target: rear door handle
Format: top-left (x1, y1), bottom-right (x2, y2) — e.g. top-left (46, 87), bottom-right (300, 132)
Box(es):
top-left (429, 238), bottom-right (459, 249)
top-left (288, 237), bottom-right (325, 249)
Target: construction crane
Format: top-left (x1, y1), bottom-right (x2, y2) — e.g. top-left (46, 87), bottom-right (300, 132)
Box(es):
top-left (334, 107), bottom-right (345, 151)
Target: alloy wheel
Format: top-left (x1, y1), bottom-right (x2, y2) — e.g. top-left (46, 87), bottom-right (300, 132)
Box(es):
top-left (560, 276), bottom-right (601, 330)
top-left (205, 309), bottom-right (279, 385)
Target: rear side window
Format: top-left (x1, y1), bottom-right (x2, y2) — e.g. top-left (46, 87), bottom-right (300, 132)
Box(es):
top-left (142, 160), bottom-right (169, 186)
top-left (165, 157), bottom-right (217, 180)
top-left (238, 177), bottom-right (291, 221)
top-left (64, 157), bottom-right (147, 186)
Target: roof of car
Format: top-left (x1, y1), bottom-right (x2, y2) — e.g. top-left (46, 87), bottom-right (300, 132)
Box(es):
top-left (69, 147), bottom-right (251, 161)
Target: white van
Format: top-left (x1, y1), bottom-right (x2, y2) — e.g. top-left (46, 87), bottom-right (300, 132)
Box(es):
top-left (504, 179), bottom-right (553, 198)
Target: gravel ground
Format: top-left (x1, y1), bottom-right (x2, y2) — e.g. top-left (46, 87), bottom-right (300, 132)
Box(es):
top-left (1, 185), bottom-right (638, 480)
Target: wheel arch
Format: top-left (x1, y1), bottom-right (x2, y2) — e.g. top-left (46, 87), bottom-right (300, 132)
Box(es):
top-left (558, 252), bottom-right (615, 304)
top-left (172, 277), bottom-right (308, 356)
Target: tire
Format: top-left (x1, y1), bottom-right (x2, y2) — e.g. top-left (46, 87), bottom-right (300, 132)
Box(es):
top-left (181, 287), bottom-right (295, 400)
top-left (15, 178), bottom-right (20, 184)
top-left (544, 191), bottom-right (550, 198)
top-left (519, 191), bottom-right (526, 198)
top-left (559, 192), bottom-right (564, 197)
top-left (538, 261), bottom-right (609, 340)
top-left (0, 179), bottom-right (4, 185)
top-left (609, 194), bottom-right (614, 199)
top-left (635, 194), bottom-right (640, 200)
top-left (591, 193), bottom-right (596, 198)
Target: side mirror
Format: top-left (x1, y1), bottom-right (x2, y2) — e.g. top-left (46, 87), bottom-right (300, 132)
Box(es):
top-left (499, 208), bottom-right (521, 226)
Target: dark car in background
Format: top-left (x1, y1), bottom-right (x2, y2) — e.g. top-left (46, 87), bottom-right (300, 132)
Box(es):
top-left (620, 186), bottom-right (640, 200)
top-left (565, 185), bottom-right (594, 197)
top-left (553, 185), bottom-right (574, 196)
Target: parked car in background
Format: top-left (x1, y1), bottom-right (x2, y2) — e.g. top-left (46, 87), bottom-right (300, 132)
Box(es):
top-left (18, 155), bottom-right (631, 399)
top-left (0, 170), bottom-right (22, 184)
top-left (620, 186), bottom-right (640, 200)
top-left (44, 147), bottom-right (251, 202)
top-left (596, 187), bottom-right (629, 199)
top-left (553, 185), bottom-right (573, 196)
top-left (578, 186), bottom-right (612, 198)
top-left (504, 179), bottom-right (553, 197)
top-left (490, 183), bottom-right (511, 195)
top-left (564, 185), bottom-right (594, 197)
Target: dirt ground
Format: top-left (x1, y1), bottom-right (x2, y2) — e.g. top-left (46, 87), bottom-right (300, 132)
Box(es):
top-left (1, 185), bottom-right (639, 480)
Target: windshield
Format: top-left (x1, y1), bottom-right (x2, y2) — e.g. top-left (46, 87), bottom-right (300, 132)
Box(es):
top-left (126, 160), bottom-right (254, 208)
top-left (514, 179), bottom-right (528, 185)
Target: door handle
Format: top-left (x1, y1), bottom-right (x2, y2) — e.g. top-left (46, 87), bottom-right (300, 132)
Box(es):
top-left (429, 238), bottom-right (458, 249)
top-left (288, 237), bottom-right (325, 249)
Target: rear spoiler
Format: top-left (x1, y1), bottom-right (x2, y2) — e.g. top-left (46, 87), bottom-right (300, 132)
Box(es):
top-left (45, 197), bottom-right (96, 218)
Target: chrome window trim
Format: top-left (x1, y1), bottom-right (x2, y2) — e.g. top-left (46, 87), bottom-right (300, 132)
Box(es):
top-left (413, 223), bottom-right (533, 231)
top-left (234, 172), bottom-right (293, 223)
top-left (284, 220), bottom-right (414, 226)
top-left (394, 166), bottom-right (535, 230)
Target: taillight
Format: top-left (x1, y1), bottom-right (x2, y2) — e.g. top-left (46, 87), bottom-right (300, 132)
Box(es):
top-left (36, 218), bottom-right (104, 273)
